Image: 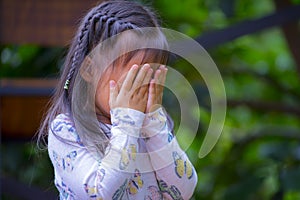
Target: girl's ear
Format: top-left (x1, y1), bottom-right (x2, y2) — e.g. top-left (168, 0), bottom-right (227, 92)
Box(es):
top-left (80, 57), bottom-right (95, 82)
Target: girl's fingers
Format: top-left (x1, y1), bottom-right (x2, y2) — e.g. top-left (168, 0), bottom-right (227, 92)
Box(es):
top-left (139, 67), bottom-right (153, 95)
top-left (131, 64), bottom-right (151, 92)
top-left (145, 65), bottom-right (168, 113)
top-left (149, 79), bottom-right (156, 97)
top-left (156, 65), bottom-right (167, 93)
top-left (146, 79), bottom-right (156, 113)
top-left (153, 68), bottom-right (161, 84)
top-left (109, 80), bottom-right (118, 108)
top-left (152, 67), bottom-right (162, 91)
top-left (158, 65), bottom-right (168, 85)
top-left (120, 64), bottom-right (139, 92)
top-left (116, 73), bottom-right (127, 89)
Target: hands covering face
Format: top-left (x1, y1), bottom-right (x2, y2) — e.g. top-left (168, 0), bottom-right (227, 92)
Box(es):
top-left (109, 64), bottom-right (168, 113)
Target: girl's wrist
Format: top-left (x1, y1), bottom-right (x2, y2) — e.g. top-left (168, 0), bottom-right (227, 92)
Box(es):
top-left (146, 104), bottom-right (162, 114)
top-left (110, 107), bottom-right (146, 129)
top-left (142, 107), bottom-right (168, 138)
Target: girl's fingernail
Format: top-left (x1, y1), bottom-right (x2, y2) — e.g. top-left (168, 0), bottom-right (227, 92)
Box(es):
top-left (143, 63), bottom-right (150, 69)
top-left (110, 80), bottom-right (115, 87)
top-left (132, 64), bottom-right (138, 69)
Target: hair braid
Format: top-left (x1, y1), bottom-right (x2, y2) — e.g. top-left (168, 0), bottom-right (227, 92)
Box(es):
top-left (64, 1), bottom-right (160, 91)
top-left (91, 14), bottom-right (111, 45)
top-left (64, 3), bottom-right (130, 91)
top-left (64, 8), bottom-right (103, 90)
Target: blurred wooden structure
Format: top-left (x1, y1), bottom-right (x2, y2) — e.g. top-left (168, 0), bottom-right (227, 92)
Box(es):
top-left (0, 79), bottom-right (57, 139)
top-left (0, 0), bottom-right (99, 46)
top-left (0, 0), bottom-right (100, 140)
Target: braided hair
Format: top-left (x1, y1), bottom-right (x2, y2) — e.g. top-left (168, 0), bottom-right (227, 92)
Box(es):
top-left (63, 1), bottom-right (158, 95)
top-left (38, 0), bottom-right (168, 156)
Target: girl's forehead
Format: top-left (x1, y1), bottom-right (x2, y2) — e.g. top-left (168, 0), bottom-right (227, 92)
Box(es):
top-left (125, 50), bottom-right (165, 67)
top-left (125, 52), bottom-right (161, 70)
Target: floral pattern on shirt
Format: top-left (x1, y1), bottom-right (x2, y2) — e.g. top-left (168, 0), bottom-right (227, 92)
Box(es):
top-left (49, 108), bottom-right (197, 200)
top-left (52, 150), bottom-right (77, 172)
top-left (173, 151), bottom-right (194, 179)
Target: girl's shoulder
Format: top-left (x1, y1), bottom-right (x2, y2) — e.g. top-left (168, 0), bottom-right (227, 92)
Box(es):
top-left (51, 113), bottom-right (74, 131)
top-left (50, 113), bottom-right (83, 146)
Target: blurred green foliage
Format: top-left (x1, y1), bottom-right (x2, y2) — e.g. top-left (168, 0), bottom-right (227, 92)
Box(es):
top-left (0, 45), bottom-right (63, 78)
top-left (1, 143), bottom-right (54, 187)
top-left (1, 0), bottom-right (300, 199)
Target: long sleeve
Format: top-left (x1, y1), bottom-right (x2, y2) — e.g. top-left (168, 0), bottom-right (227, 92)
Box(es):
top-left (48, 108), bottom-right (155, 199)
top-left (142, 107), bottom-right (198, 200)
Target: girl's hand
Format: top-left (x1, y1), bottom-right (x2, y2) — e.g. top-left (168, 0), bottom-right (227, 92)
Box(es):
top-left (109, 64), bottom-right (153, 113)
top-left (146, 65), bottom-right (168, 113)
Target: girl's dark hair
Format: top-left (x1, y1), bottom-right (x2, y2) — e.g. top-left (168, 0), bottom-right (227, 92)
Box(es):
top-left (37, 0), bottom-right (170, 156)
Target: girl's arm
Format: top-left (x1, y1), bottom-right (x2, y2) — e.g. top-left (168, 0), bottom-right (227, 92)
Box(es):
top-left (144, 65), bottom-right (197, 199)
top-left (48, 64), bottom-right (154, 199)
top-left (143, 108), bottom-right (198, 200)
top-left (48, 109), bottom-right (145, 199)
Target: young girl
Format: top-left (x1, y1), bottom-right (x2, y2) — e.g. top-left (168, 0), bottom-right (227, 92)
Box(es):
top-left (38, 1), bottom-right (197, 199)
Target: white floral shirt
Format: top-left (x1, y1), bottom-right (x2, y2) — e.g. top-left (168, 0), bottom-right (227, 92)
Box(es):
top-left (48, 107), bottom-right (197, 200)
